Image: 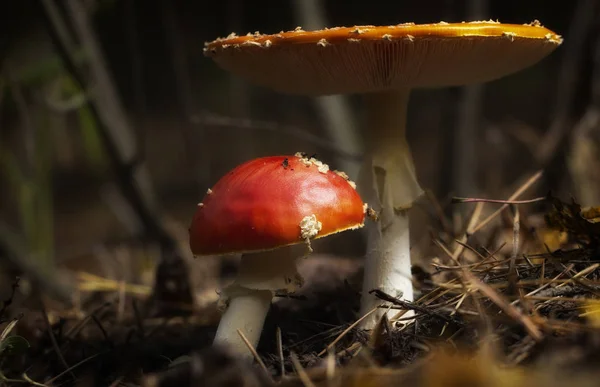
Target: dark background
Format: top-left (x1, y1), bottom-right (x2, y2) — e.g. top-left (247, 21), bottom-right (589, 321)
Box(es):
top-left (0, 0), bottom-right (595, 309)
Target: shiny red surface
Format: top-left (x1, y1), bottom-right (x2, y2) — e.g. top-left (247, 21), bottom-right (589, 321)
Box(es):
top-left (189, 155), bottom-right (365, 256)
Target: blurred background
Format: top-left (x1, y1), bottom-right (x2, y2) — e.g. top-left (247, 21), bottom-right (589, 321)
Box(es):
top-left (0, 0), bottom-right (597, 330)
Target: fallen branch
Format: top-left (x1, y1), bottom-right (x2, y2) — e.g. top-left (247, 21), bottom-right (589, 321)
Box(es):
top-left (369, 289), bottom-right (459, 324)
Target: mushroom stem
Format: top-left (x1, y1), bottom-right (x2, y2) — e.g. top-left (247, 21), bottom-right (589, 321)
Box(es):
top-left (213, 247), bottom-right (303, 359)
top-left (213, 287), bottom-right (272, 359)
top-left (358, 88), bottom-right (422, 329)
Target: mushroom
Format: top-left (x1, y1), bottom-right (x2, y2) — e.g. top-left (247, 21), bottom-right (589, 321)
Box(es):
top-left (203, 21), bottom-right (563, 329)
top-left (189, 153), bottom-right (367, 358)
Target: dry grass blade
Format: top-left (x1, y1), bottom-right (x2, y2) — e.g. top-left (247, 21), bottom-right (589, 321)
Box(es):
top-left (317, 305), bottom-right (379, 357)
top-left (436, 196), bottom-right (544, 342)
top-left (471, 170), bottom-right (544, 234)
top-left (432, 170), bottom-right (548, 343)
top-left (451, 202), bottom-right (484, 261)
top-left (21, 373), bottom-right (47, 387)
top-left (290, 351), bottom-right (316, 387)
top-left (76, 271), bottom-right (151, 296)
top-left (236, 329), bottom-right (271, 381)
top-left (466, 272), bottom-right (543, 341)
top-left (326, 348), bottom-right (336, 383)
top-left (370, 289), bottom-right (455, 323)
top-left (62, 301), bottom-right (111, 343)
top-left (452, 196), bottom-right (547, 204)
top-left (276, 326), bottom-right (285, 377)
top-left (437, 277), bottom-right (596, 291)
top-left (45, 352), bottom-right (106, 385)
top-left (367, 312), bottom-right (390, 354)
top-left (39, 299), bottom-right (75, 380)
top-left (556, 263), bottom-right (600, 289)
top-left (508, 206), bottom-right (520, 293)
top-left (0, 319), bottom-right (19, 341)
top-left (423, 241), bottom-right (506, 310)
top-left (336, 341), bottom-right (362, 358)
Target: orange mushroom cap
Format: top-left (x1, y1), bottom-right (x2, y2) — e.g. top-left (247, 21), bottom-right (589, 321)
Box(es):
top-left (189, 154), bottom-right (366, 256)
top-left (204, 20), bottom-right (563, 95)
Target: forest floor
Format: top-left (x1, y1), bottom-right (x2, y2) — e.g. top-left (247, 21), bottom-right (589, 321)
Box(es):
top-left (3, 184), bottom-right (600, 387)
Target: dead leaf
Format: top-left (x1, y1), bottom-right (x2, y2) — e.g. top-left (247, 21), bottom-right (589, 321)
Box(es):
top-left (544, 195), bottom-right (600, 246)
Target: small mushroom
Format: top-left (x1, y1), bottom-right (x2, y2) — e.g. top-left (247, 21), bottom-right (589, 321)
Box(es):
top-left (189, 153), bottom-right (366, 359)
top-left (203, 21), bottom-right (563, 329)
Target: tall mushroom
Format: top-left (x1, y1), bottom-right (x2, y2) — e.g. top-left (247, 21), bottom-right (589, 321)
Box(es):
top-left (189, 153), bottom-right (367, 358)
top-left (203, 21), bottom-right (563, 329)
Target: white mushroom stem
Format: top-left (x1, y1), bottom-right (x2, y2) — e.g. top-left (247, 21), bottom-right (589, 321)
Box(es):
top-left (358, 88), bottom-right (422, 329)
top-left (213, 246), bottom-right (303, 360)
top-left (213, 287), bottom-right (272, 358)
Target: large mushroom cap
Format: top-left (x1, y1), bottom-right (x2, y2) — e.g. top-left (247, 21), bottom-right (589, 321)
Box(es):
top-left (189, 154), bottom-right (366, 256)
top-left (204, 20), bottom-right (563, 95)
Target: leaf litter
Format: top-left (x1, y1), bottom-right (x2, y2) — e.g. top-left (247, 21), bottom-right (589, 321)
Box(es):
top-left (4, 176), bottom-right (600, 385)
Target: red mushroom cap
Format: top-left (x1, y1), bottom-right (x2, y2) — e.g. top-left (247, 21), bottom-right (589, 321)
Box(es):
top-left (189, 154), bottom-right (366, 256)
